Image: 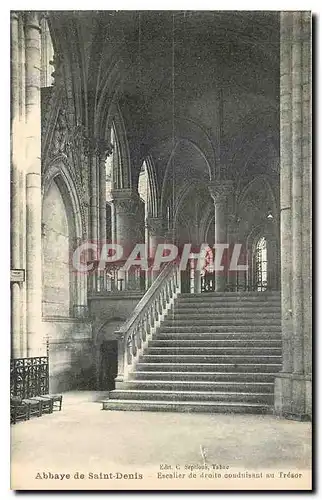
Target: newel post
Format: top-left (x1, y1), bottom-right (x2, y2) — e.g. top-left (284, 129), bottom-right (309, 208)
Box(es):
top-left (115, 331), bottom-right (125, 382)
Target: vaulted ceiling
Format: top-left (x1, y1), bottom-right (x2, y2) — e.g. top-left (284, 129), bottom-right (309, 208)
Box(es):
top-left (48, 10), bottom-right (280, 218)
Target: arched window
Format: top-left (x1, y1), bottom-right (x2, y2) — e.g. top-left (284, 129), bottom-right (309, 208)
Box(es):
top-left (138, 161), bottom-right (150, 250)
top-left (105, 125), bottom-right (116, 242)
top-left (255, 236), bottom-right (268, 291)
top-left (105, 125), bottom-right (115, 203)
top-left (138, 160), bottom-right (149, 213)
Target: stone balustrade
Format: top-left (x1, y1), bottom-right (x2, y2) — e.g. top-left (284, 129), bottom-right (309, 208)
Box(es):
top-left (114, 260), bottom-right (181, 382)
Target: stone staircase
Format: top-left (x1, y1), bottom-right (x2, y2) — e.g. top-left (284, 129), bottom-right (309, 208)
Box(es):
top-left (102, 292), bottom-right (282, 413)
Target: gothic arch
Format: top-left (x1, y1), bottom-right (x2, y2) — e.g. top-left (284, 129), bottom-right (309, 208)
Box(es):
top-left (145, 116), bottom-right (216, 179)
top-left (42, 159), bottom-right (84, 240)
top-left (104, 103), bottom-right (132, 190)
top-left (160, 139), bottom-right (211, 217)
top-left (237, 174), bottom-right (279, 219)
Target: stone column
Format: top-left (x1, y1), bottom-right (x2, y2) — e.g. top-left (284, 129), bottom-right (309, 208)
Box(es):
top-left (111, 189), bottom-right (142, 254)
top-left (98, 141), bottom-right (113, 247)
top-left (301, 13), bottom-right (312, 384)
top-left (11, 12), bottom-right (21, 358)
top-left (147, 217), bottom-right (164, 258)
top-left (111, 189), bottom-right (143, 290)
top-left (275, 12), bottom-right (311, 420)
top-left (90, 147), bottom-right (99, 243)
top-left (291, 12), bottom-right (304, 377)
top-left (227, 214), bottom-right (240, 291)
top-left (279, 12), bottom-right (293, 375)
top-left (164, 228), bottom-right (176, 244)
top-left (209, 181), bottom-right (233, 291)
top-left (25, 12), bottom-right (43, 357)
top-left (18, 13), bottom-right (27, 357)
top-left (147, 216), bottom-right (165, 283)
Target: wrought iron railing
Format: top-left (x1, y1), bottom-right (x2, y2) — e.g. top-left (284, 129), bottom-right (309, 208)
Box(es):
top-left (10, 356), bottom-right (49, 399)
top-left (200, 272), bottom-right (271, 292)
top-left (114, 260), bottom-right (181, 382)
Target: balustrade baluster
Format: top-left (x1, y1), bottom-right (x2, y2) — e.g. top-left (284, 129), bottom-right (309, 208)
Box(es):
top-left (132, 329), bottom-right (138, 357)
top-left (142, 315), bottom-right (147, 342)
top-left (150, 305), bottom-right (155, 328)
top-left (136, 323), bottom-right (142, 350)
top-left (113, 261), bottom-right (180, 382)
top-left (126, 335), bottom-right (132, 365)
top-left (157, 295), bottom-right (162, 318)
top-left (116, 333), bottom-right (125, 381)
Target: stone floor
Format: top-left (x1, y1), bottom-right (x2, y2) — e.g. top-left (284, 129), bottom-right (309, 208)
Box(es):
top-left (11, 391), bottom-right (312, 490)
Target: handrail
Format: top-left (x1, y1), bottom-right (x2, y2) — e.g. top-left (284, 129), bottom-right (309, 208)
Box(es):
top-left (114, 260), bottom-right (181, 382)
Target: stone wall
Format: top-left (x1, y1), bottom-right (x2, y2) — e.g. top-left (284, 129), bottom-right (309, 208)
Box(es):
top-left (43, 318), bottom-right (93, 393)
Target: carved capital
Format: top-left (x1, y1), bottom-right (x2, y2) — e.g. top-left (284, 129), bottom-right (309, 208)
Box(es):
top-left (209, 180), bottom-right (234, 207)
top-left (11, 11), bottom-right (19, 22)
top-left (146, 217), bottom-right (165, 236)
top-left (111, 189), bottom-right (141, 215)
top-left (97, 139), bottom-right (113, 162)
top-left (24, 12), bottom-right (41, 30)
top-left (83, 137), bottom-right (113, 161)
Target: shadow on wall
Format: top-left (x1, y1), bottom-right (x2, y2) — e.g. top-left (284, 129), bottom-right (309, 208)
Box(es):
top-left (49, 340), bottom-right (96, 393)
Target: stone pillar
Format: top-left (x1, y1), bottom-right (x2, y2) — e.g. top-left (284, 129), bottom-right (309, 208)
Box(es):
top-left (275, 12), bottom-right (311, 420)
top-left (11, 12), bottom-right (21, 358)
top-left (25, 12), bottom-right (43, 357)
top-left (147, 216), bottom-right (165, 283)
top-left (19, 13), bottom-right (27, 357)
top-left (227, 214), bottom-right (240, 291)
top-left (111, 189), bottom-right (142, 254)
top-left (209, 181), bottom-right (233, 291)
top-left (301, 13), bottom-right (312, 386)
top-left (98, 141), bottom-right (113, 247)
top-left (147, 217), bottom-right (164, 258)
top-left (90, 148), bottom-right (99, 243)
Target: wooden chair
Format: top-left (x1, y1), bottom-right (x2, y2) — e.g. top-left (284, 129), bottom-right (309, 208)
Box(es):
top-left (41, 394), bottom-right (63, 411)
top-left (22, 398), bottom-right (42, 418)
top-left (10, 397), bottom-right (29, 424)
top-left (30, 396), bottom-right (53, 414)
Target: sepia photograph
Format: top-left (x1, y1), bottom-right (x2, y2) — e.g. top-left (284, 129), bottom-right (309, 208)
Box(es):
top-left (9, 8), bottom-right (312, 491)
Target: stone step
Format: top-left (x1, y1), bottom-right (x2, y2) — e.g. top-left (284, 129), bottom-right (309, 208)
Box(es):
top-left (179, 292), bottom-right (280, 298)
top-left (157, 332), bottom-right (282, 340)
top-left (140, 354), bottom-right (282, 364)
top-left (162, 319), bottom-right (281, 326)
top-left (170, 311), bottom-right (281, 318)
top-left (101, 399), bottom-right (273, 414)
top-left (150, 339), bottom-right (282, 348)
top-left (146, 347), bottom-right (281, 356)
top-left (176, 302), bottom-right (280, 309)
top-left (108, 389), bottom-right (274, 404)
top-left (129, 371), bottom-right (278, 382)
top-left (160, 325), bottom-right (281, 333)
top-left (173, 303), bottom-right (281, 310)
top-left (116, 380), bottom-right (275, 393)
top-left (177, 296), bottom-right (280, 303)
top-left (136, 362), bottom-right (282, 373)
